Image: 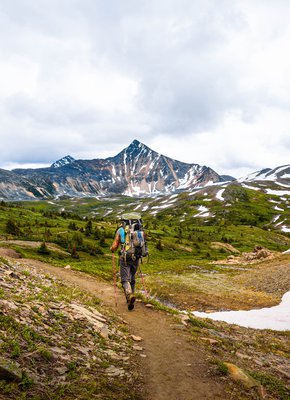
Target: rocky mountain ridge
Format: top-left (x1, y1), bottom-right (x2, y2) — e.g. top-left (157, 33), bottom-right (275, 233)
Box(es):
top-left (0, 139), bottom-right (289, 201)
top-left (0, 140), bottom-right (228, 200)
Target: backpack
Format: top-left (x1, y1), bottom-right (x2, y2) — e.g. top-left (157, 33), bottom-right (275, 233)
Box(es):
top-left (120, 212), bottom-right (148, 262)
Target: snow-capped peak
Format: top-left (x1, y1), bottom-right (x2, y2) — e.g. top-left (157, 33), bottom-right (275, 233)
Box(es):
top-left (50, 155), bottom-right (75, 168)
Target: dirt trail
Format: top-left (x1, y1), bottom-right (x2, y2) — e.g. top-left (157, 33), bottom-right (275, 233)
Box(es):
top-left (21, 259), bottom-right (227, 400)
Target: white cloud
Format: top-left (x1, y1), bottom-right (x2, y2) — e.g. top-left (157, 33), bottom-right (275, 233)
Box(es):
top-left (0, 0), bottom-right (289, 177)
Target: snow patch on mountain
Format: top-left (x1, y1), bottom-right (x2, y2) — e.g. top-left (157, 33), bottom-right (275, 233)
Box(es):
top-left (194, 205), bottom-right (210, 217)
top-left (51, 155), bottom-right (75, 168)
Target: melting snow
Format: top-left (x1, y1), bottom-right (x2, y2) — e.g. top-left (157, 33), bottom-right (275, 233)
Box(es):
top-left (241, 184), bottom-right (260, 191)
top-left (216, 189), bottom-right (225, 201)
top-left (151, 204), bottom-right (172, 210)
top-left (197, 206), bottom-right (208, 212)
top-left (194, 205), bottom-right (210, 218)
top-left (272, 215), bottom-right (280, 223)
top-left (281, 225), bottom-right (290, 232)
top-left (265, 189), bottom-right (290, 196)
top-left (192, 291), bottom-right (290, 331)
top-left (274, 205), bottom-right (284, 211)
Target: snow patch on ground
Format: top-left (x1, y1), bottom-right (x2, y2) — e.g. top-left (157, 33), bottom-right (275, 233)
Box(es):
top-left (281, 225), bottom-right (290, 232)
top-left (194, 205), bottom-right (210, 218)
top-left (216, 189), bottom-right (225, 201)
top-left (265, 189), bottom-right (290, 196)
top-left (192, 291), bottom-right (290, 331)
top-left (274, 205), bottom-right (284, 211)
top-left (241, 184), bottom-right (260, 191)
top-left (272, 215), bottom-right (280, 223)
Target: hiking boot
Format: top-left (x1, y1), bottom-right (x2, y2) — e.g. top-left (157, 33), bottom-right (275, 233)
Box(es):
top-left (127, 294), bottom-right (136, 311)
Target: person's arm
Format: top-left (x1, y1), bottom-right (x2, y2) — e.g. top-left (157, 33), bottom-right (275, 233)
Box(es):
top-left (110, 229), bottom-right (121, 252)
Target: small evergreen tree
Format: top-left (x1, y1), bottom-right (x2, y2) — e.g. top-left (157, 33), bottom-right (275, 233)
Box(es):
top-left (85, 220), bottom-right (93, 236)
top-left (37, 242), bottom-right (50, 255)
top-left (155, 239), bottom-right (163, 251)
top-left (6, 219), bottom-right (21, 236)
top-left (70, 244), bottom-right (79, 259)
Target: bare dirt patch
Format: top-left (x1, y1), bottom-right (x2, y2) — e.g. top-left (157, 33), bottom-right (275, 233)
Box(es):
top-left (0, 248), bottom-right (22, 259)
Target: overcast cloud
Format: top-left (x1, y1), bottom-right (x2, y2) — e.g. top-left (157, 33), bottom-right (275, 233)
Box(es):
top-left (0, 0), bottom-right (290, 177)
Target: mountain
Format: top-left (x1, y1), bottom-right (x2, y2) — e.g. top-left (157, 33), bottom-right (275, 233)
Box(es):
top-left (0, 140), bottom-right (224, 200)
top-left (51, 155), bottom-right (75, 168)
top-left (240, 165), bottom-right (290, 183)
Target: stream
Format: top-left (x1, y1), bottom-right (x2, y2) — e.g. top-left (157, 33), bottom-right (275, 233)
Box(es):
top-left (192, 290), bottom-right (290, 331)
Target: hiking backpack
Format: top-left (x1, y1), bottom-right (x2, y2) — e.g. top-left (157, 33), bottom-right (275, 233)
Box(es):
top-left (119, 212), bottom-right (148, 262)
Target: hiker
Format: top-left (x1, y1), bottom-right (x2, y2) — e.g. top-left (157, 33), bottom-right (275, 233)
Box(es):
top-left (110, 221), bottom-right (139, 310)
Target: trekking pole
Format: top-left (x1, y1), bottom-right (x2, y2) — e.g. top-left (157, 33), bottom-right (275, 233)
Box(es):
top-left (138, 261), bottom-right (148, 298)
top-left (112, 253), bottom-right (118, 308)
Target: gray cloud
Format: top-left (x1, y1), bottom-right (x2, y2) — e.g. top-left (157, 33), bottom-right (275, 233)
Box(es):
top-left (0, 0), bottom-right (290, 175)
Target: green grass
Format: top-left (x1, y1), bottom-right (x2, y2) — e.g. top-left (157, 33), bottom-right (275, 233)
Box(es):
top-left (248, 371), bottom-right (290, 400)
top-left (1, 192), bottom-right (290, 301)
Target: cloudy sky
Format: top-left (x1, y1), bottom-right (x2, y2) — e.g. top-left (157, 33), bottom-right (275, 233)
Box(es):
top-left (0, 0), bottom-right (290, 178)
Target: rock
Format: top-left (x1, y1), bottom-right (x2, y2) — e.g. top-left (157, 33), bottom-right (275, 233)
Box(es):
top-left (5, 270), bottom-right (20, 279)
top-left (145, 304), bottom-right (153, 308)
top-left (69, 303), bottom-right (109, 338)
top-left (200, 337), bottom-right (219, 345)
top-left (180, 315), bottom-right (190, 326)
top-left (99, 325), bottom-right (110, 339)
top-left (180, 314), bottom-right (190, 322)
top-left (0, 300), bottom-right (18, 310)
top-left (257, 385), bottom-right (267, 399)
top-left (106, 365), bottom-right (125, 377)
top-left (55, 366), bottom-right (68, 375)
top-left (133, 345), bottom-right (143, 351)
top-left (103, 350), bottom-right (123, 361)
top-left (50, 347), bottom-right (67, 356)
top-left (224, 363), bottom-right (258, 388)
top-left (274, 366), bottom-right (290, 380)
top-left (64, 265), bottom-right (71, 270)
top-left (131, 335), bottom-right (142, 342)
top-left (140, 354), bottom-right (147, 358)
top-left (236, 352), bottom-right (251, 360)
top-left (0, 357), bottom-right (22, 382)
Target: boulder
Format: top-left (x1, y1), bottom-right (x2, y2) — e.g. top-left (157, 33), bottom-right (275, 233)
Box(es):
top-left (224, 363), bottom-right (258, 388)
top-left (0, 357), bottom-right (22, 382)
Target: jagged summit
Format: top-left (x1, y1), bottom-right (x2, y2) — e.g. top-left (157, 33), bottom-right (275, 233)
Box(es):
top-left (0, 140), bottom-right (225, 200)
top-left (51, 155), bottom-right (75, 169)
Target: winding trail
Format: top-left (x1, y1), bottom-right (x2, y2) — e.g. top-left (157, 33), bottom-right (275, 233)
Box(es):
top-left (22, 258), bottom-right (227, 400)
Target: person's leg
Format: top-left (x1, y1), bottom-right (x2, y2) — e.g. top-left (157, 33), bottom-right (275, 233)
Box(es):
top-left (120, 258), bottom-right (132, 303)
top-left (130, 259), bottom-right (139, 293)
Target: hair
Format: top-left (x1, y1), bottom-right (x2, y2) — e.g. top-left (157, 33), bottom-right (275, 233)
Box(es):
top-left (134, 223), bottom-right (140, 231)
